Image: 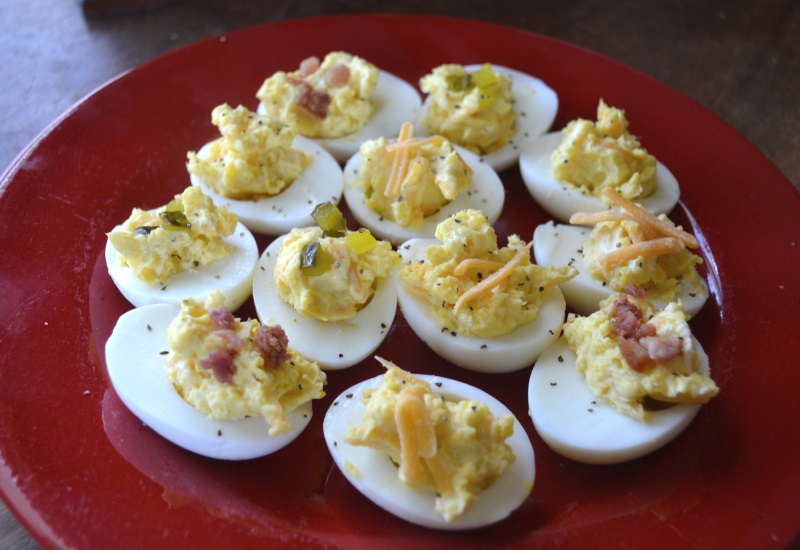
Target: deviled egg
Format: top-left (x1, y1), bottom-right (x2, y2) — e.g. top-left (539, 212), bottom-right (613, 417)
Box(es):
top-left (533, 187), bottom-right (709, 316)
top-left (520, 100), bottom-right (680, 222)
top-left (187, 103), bottom-right (344, 235)
top-left (105, 292), bottom-right (326, 460)
top-left (528, 291), bottom-right (718, 464)
top-left (343, 122), bottom-right (505, 245)
top-left (416, 63), bottom-right (558, 171)
top-left (256, 51), bottom-right (422, 162)
top-left (105, 186), bottom-right (258, 311)
top-left (324, 357), bottom-right (535, 529)
top-left (252, 204), bottom-right (399, 369)
top-left (396, 209), bottom-right (577, 373)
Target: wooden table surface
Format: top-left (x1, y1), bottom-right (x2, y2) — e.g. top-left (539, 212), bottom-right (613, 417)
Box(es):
top-left (1, 1), bottom-right (797, 548)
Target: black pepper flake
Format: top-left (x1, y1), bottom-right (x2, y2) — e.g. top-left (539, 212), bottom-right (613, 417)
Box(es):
top-left (260, 266), bottom-right (265, 271)
top-left (480, 344), bottom-right (488, 349)
top-left (338, 353), bottom-right (344, 358)
top-left (146, 324), bottom-right (152, 331)
top-left (588, 408), bottom-right (594, 413)
top-left (548, 329), bottom-right (554, 335)
top-left (333, 401), bottom-right (339, 406)
top-left (550, 382), bottom-right (557, 386)
top-left (558, 355), bottom-right (564, 362)
top-left (689, 293), bottom-right (696, 297)
top-left (193, 261), bottom-right (199, 267)
top-left (333, 441), bottom-right (338, 447)
top-left (450, 331), bottom-right (457, 337)
top-left (160, 285), bottom-right (167, 291)
top-left (159, 350), bottom-right (168, 355)
top-left (471, 405), bottom-right (477, 411)
top-left (381, 323), bottom-right (387, 329)
top-left (298, 384), bottom-right (303, 391)
top-left (539, 286), bottom-right (544, 292)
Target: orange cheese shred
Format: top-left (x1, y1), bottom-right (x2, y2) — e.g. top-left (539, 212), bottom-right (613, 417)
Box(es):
top-left (384, 122), bottom-right (415, 199)
top-left (453, 241), bottom-right (533, 312)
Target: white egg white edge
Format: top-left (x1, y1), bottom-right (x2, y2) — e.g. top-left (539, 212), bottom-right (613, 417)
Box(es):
top-left (519, 132), bottom-right (681, 223)
top-left (189, 135), bottom-right (344, 236)
top-left (252, 233), bottom-right (397, 370)
top-left (528, 336), bottom-right (710, 465)
top-left (532, 221), bottom-right (709, 317)
top-left (323, 371), bottom-right (535, 530)
top-left (342, 145), bottom-right (506, 246)
top-left (105, 303), bottom-right (313, 460)
top-left (105, 221), bottom-right (258, 312)
top-left (396, 238), bottom-right (566, 373)
top-left (256, 69), bottom-right (423, 163)
top-left (415, 64), bottom-right (559, 172)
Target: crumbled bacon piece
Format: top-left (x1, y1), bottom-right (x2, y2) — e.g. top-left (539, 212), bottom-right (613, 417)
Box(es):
top-left (209, 306), bottom-right (235, 329)
top-left (617, 337), bottom-right (651, 372)
top-left (624, 284), bottom-right (647, 299)
top-left (213, 329), bottom-right (245, 354)
top-left (299, 56), bottom-right (320, 76)
top-left (639, 335), bottom-right (682, 362)
top-left (295, 81), bottom-right (330, 118)
top-left (609, 297), bottom-right (682, 371)
top-left (324, 64), bottom-right (350, 87)
top-left (256, 325), bottom-right (291, 369)
top-left (200, 348), bottom-right (236, 383)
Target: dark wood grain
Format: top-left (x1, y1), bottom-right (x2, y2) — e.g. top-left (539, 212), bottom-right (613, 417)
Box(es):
top-left (1, 0), bottom-right (797, 548)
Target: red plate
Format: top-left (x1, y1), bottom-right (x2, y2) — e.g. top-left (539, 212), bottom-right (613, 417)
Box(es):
top-left (1, 14), bottom-right (798, 549)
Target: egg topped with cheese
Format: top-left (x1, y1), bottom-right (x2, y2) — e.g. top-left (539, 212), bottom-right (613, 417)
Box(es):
top-left (400, 209), bottom-right (576, 338)
top-left (186, 103), bottom-right (312, 199)
top-left (533, 187), bottom-right (709, 316)
top-left (343, 359), bottom-right (517, 522)
top-left (563, 292), bottom-right (718, 421)
top-left (256, 51), bottom-right (378, 139)
top-left (552, 100), bottom-right (657, 202)
top-left (419, 63), bottom-right (515, 156)
top-left (353, 121), bottom-right (473, 229)
top-left (167, 291), bottom-right (326, 437)
top-left (272, 214), bottom-right (399, 322)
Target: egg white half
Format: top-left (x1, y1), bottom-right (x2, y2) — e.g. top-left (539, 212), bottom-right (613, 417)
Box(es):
top-left (323, 370), bottom-right (535, 530)
top-left (533, 221), bottom-right (709, 317)
top-left (520, 132), bottom-right (681, 223)
top-left (105, 221), bottom-right (258, 312)
top-left (257, 70), bottom-right (422, 163)
top-left (189, 136), bottom-right (344, 236)
top-left (105, 303), bottom-right (313, 460)
top-left (396, 238), bottom-right (566, 373)
top-left (416, 64), bottom-right (558, 172)
top-left (343, 146), bottom-right (505, 245)
top-left (528, 337), bottom-right (709, 464)
top-left (252, 234), bottom-right (397, 370)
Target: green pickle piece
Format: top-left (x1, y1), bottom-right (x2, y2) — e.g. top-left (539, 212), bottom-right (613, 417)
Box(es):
top-left (346, 228), bottom-right (377, 254)
top-left (312, 202), bottom-right (347, 238)
top-left (446, 73), bottom-right (473, 92)
top-left (159, 210), bottom-right (191, 231)
top-left (300, 241), bottom-right (335, 276)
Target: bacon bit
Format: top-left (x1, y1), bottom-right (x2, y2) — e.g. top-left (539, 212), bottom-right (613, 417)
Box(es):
top-left (200, 348), bottom-right (236, 383)
top-left (624, 284), bottom-right (647, 299)
top-left (454, 242), bottom-right (533, 312)
top-left (324, 63), bottom-right (350, 87)
top-left (213, 329), bottom-right (245, 354)
top-left (209, 306), bottom-right (235, 329)
top-left (299, 56), bottom-right (320, 76)
top-left (610, 297), bottom-right (644, 338)
top-left (639, 335), bottom-right (682, 362)
top-left (295, 82), bottom-right (330, 118)
top-left (385, 122), bottom-right (415, 199)
top-left (256, 324), bottom-right (291, 369)
top-left (617, 337), bottom-right (651, 372)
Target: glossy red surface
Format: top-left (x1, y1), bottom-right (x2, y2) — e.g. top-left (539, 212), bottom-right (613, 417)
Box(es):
top-left (1, 14), bottom-right (798, 549)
